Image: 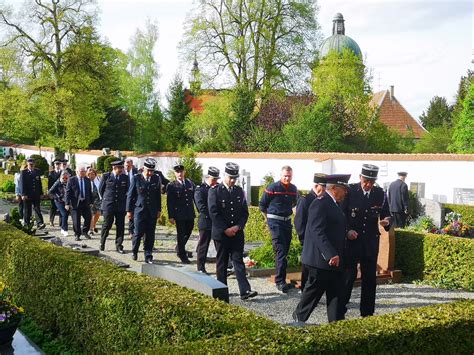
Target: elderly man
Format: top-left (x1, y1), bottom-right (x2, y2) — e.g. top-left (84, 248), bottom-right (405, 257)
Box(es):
top-left (294, 173), bottom-right (327, 291)
top-left (66, 165), bottom-right (92, 241)
top-left (99, 160), bottom-right (130, 253)
top-left (126, 158), bottom-right (161, 263)
top-left (208, 162), bottom-right (258, 300)
top-left (388, 172), bottom-right (409, 228)
top-left (20, 157), bottom-right (46, 229)
top-left (342, 164), bottom-right (391, 318)
top-left (48, 158), bottom-right (63, 226)
top-left (293, 174), bottom-right (350, 324)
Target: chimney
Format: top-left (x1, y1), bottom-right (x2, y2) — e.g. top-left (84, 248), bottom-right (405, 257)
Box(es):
top-left (389, 85), bottom-right (394, 101)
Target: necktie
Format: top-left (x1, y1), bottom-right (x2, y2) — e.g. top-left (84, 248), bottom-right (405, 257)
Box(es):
top-left (365, 192), bottom-right (369, 200)
top-left (80, 178), bottom-right (84, 199)
top-left (147, 177), bottom-right (150, 183)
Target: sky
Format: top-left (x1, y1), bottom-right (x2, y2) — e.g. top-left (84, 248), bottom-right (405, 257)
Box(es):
top-left (4, 0), bottom-right (473, 119)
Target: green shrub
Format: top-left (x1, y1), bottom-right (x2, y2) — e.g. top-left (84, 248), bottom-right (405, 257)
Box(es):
top-left (395, 230), bottom-right (474, 290)
top-left (406, 215), bottom-right (436, 233)
top-left (96, 155), bottom-right (110, 173)
top-left (444, 203), bottom-right (474, 226)
top-left (0, 174), bottom-right (14, 189)
top-left (173, 148), bottom-right (203, 185)
top-left (1, 180), bottom-right (15, 193)
top-left (28, 154), bottom-right (49, 176)
top-left (257, 173), bottom-right (274, 203)
top-left (103, 155), bottom-right (119, 172)
top-left (249, 237), bottom-right (302, 268)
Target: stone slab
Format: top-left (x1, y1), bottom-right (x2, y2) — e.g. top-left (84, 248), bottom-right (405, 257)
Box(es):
top-left (419, 198), bottom-right (444, 227)
top-left (1, 329), bottom-right (44, 355)
top-left (142, 263), bottom-right (229, 302)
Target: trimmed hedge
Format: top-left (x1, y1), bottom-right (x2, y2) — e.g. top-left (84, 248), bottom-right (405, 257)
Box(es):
top-left (443, 203), bottom-right (474, 226)
top-left (395, 230), bottom-right (474, 290)
top-left (0, 223), bottom-right (473, 354)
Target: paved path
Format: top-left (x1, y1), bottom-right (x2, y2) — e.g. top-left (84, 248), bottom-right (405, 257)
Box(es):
top-left (1, 200), bottom-right (473, 326)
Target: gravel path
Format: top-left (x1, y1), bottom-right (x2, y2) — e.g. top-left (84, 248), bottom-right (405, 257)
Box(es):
top-left (1, 200), bottom-right (473, 326)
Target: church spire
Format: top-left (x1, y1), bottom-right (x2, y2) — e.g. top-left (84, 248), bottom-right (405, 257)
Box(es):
top-left (190, 54), bottom-right (202, 94)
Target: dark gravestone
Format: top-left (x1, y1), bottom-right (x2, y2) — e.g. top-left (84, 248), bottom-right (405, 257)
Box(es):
top-left (142, 264), bottom-right (229, 302)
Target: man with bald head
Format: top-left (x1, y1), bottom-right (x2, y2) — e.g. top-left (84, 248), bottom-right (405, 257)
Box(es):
top-left (66, 164), bottom-right (92, 241)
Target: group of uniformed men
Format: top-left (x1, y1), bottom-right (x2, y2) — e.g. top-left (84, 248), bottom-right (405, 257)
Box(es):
top-left (19, 155), bottom-right (411, 314)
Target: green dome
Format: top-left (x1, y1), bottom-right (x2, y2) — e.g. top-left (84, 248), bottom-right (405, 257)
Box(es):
top-left (320, 13), bottom-right (362, 58)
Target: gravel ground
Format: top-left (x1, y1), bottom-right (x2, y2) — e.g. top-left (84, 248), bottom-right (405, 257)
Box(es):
top-left (1, 200), bottom-right (473, 326)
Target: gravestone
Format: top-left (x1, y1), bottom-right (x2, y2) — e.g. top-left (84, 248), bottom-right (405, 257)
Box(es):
top-left (241, 169), bottom-right (251, 205)
top-left (419, 198), bottom-right (444, 228)
top-left (453, 188), bottom-right (474, 205)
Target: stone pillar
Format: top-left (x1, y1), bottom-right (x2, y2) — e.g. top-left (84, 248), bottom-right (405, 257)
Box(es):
top-left (377, 224), bottom-right (402, 282)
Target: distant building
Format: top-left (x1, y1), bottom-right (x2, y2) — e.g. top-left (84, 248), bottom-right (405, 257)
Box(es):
top-left (320, 13), bottom-right (362, 59)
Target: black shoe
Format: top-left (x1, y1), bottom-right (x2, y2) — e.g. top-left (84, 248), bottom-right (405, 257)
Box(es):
top-left (132, 253), bottom-right (137, 261)
top-left (226, 267), bottom-right (234, 276)
top-left (37, 223), bottom-right (46, 230)
top-left (197, 268), bottom-right (208, 274)
top-left (116, 247), bottom-right (125, 254)
top-left (290, 311), bottom-right (306, 327)
top-left (75, 236), bottom-right (81, 241)
top-left (145, 258), bottom-right (153, 264)
top-left (99, 245), bottom-right (105, 251)
top-left (93, 228), bottom-right (98, 233)
top-left (276, 283), bottom-right (292, 293)
top-left (240, 290), bottom-right (258, 300)
top-left (186, 251), bottom-right (193, 258)
top-left (181, 257), bottom-right (191, 264)
top-left (84, 233), bottom-right (92, 240)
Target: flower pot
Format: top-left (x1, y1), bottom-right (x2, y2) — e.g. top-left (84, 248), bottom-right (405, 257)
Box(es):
top-left (0, 321), bottom-right (19, 349)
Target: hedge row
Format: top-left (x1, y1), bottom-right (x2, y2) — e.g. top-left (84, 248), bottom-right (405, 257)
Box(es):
top-left (395, 230), bottom-right (474, 291)
top-left (1, 223), bottom-right (473, 354)
top-left (443, 203), bottom-right (474, 225)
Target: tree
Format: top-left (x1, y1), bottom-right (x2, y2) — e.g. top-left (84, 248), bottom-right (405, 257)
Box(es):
top-left (165, 75), bottom-right (191, 150)
top-left (419, 96), bottom-right (452, 130)
top-left (449, 82), bottom-right (473, 153)
top-left (413, 126), bottom-right (452, 153)
top-left (451, 70), bottom-right (473, 122)
top-left (228, 85), bottom-right (256, 150)
top-left (181, 0), bottom-right (321, 95)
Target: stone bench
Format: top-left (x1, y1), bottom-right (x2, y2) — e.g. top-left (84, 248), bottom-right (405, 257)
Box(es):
top-left (142, 263), bottom-right (229, 302)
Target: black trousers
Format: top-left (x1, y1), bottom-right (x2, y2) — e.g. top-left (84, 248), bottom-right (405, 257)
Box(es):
top-left (71, 201), bottom-right (91, 237)
top-left (294, 266), bottom-right (344, 323)
top-left (300, 263), bottom-right (309, 291)
top-left (214, 236), bottom-right (250, 296)
top-left (100, 210), bottom-right (126, 249)
top-left (175, 219), bottom-right (194, 259)
top-left (196, 229), bottom-right (212, 270)
top-left (391, 212), bottom-right (407, 228)
top-left (17, 199), bottom-right (24, 220)
top-left (49, 199), bottom-right (58, 224)
top-left (23, 198), bottom-right (44, 226)
top-left (268, 219), bottom-right (292, 285)
top-left (342, 255), bottom-right (377, 317)
top-left (128, 205), bottom-right (135, 235)
top-left (132, 210), bottom-right (157, 259)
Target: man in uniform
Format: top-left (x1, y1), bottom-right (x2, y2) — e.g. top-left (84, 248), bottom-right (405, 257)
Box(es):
top-left (124, 158), bottom-right (138, 238)
top-left (48, 159), bottom-right (62, 226)
top-left (342, 164), bottom-right (391, 318)
top-left (259, 166), bottom-right (298, 293)
top-left (20, 157), bottom-right (46, 229)
top-left (99, 160), bottom-right (130, 253)
top-left (166, 164), bottom-right (196, 264)
top-left (126, 158), bottom-right (161, 263)
top-left (194, 167), bottom-right (220, 273)
top-left (294, 173), bottom-right (327, 291)
top-left (61, 159), bottom-right (74, 176)
top-left (293, 174), bottom-right (350, 324)
top-left (388, 172), bottom-right (409, 228)
top-left (208, 162), bottom-right (258, 300)
top-left (66, 165), bottom-right (92, 241)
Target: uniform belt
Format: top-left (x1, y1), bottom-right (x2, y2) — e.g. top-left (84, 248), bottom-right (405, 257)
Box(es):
top-left (267, 214), bottom-right (291, 221)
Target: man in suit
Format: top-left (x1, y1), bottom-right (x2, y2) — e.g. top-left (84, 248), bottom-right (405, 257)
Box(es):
top-left (20, 158), bottom-right (46, 229)
top-left (99, 160), bottom-right (130, 253)
top-left (388, 172), bottom-right (409, 228)
top-left (124, 158), bottom-right (138, 238)
top-left (293, 174), bottom-right (350, 324)
top-left (47, 159), bottom-right (62, 226)
top-left (194, 167), bottom-right (220, 273)
top-left (126, 158), bottom-right (161, 263)
top-left (294, 173), bottom-right (327, 291)
top-left (66, 165), bottom-right (92, 241)
top-left (259, 165), bottom-right (298, 293)
top-left (208, 162), bottom-right (258, 300)
top-left (341, 164), bottom-right (391, 318)
top-left (167, 164), bottom-right (196, 264)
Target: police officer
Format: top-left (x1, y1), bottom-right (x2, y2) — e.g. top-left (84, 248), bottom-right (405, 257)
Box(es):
top-left (48, 159), bottom-right (62, 226)
top-left (126, 158), bottom-right (161, 263)
top-left (342, 164), bottom-right (391, 318)
top-left (292, 174), bottom-right (350, 324)
top-left (194, 167), bottom-right (220, 273)
top-left (167, 164), bottom-right (196, 264)
top-left (388, 172), bottom-right (409, 228)
top-left (259, 165), bottom-right (298, 293)
top-left (124, 158), bottom-right (138, 238)
top-left (99, 160), bottom-right (130, 253)
top-left (20, 158), bottom-right (46, 229)
top-left (294, 173), bottom-right (327, 291)
top-left (208, 162), bottom-right (258, 300)
top-left (61, 159), bottom-right (74, 176)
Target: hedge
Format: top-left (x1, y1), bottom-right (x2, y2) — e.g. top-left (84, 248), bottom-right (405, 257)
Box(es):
top-left (443, 203), bottom-right (474, 226)
top-left (395, 230), bottom-right (474, 291)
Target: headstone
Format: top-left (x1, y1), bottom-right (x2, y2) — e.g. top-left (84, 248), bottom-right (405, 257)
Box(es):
top-left (410, 182), bottom-right (425, 198)
top-left (453, 188), bottom-right (474, 206)
top-left (142, 263), bottom-right (229, 302)
top-left (419, 198), bottom-right (444, 228)
top-left (102, 148), bottom-right (110, 156)
top-left (241, 169), bottom-right (251, 205)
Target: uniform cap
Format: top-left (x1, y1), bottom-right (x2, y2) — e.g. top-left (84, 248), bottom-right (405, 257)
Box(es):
top-left (143, 158), bottom-right (156, 170)
top-left (26, 158), bottom-right (35, 163)
top-left (313, 173), bottom-right (327, 185)
top-left (224, 162), bottom-right (239, 177)
top-left (360, 164), bottom-right (379, 180)
top-left (53, 158), bottom-right (62, 164)
top-left (61, 159), bottom-right (68, 163)
top-left (326, 174), bottom-right (351, 189)
top-left (397, 171), bottom-right (408, 177)
top-left (206, 166), bottom-right (220, 179)
top-left (173, 164), bottom-right (185, 172)
top-left (110, 160), bottom-right (124, 167)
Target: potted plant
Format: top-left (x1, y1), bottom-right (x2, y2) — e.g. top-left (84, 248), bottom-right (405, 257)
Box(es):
top-left (0, 282), bottom-right (24, 348)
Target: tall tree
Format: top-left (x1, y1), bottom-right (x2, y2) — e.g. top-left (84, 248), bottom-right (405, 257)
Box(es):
top-left (181, 0), bottom-right (320, 95)
top-left (419, 96), bottom-right (453, 130)
top-left (165, 75), bottom-right (191, 150)
top-left (449, 82), bottom-right (474, 153)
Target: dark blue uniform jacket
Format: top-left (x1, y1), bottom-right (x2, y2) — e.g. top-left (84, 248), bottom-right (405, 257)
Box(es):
top-left (166, 179), bottom-right (196, 220)
top-left (194, 183), bottom-right (212, 230)
top-left (99, 172), bottom-right (130, 213)
top-left (259, 181), bottom-right (298, 217)
top-left (126, 174), bottom-right (161, 216)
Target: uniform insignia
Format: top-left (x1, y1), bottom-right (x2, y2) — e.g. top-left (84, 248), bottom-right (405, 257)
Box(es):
top-left (317, 195), bottom-right (324, 200)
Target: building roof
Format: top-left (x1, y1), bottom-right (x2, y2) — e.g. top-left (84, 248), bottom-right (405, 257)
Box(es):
top-left (320, 13), bottom-right (362, 58)
top-left (370, 89), bottom-right (426, 139)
